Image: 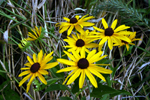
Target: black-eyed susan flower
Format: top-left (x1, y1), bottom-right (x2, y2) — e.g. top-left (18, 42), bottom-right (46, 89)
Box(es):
top-left (56, 49), bottom-right (112, 88)
top-left (26, 26), bottom-right (44, 41)
top-left (92, 18), bottom-right (132, 50)
top-left (63, 30), bottom-right (99, 53)
top-left (57, 14), bottom-right (95, 35)
top-left (18, 50), bottom-right (58, 93)
top-left (18, 38), bottom-right (30, 51)
top-left (114, 32), bottom-right (141, 51)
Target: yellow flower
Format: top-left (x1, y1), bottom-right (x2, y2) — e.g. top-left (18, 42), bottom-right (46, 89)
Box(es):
top-left (18, 38), bottom-right (30, 50)
top-left (58, 14), bottom-right (95, 35)
top-left (63, 30), bottom-right (99, 53)
top-left (57, 49), bottom-right (112, 88)
top-left (92, 18), bottom-right (132, 50)
top-left (114, 32), bottom-right (141, 51)
top-left (26, 26), bottom-right (43, 41)
top-left (18, 50), bottom-right (58, 93)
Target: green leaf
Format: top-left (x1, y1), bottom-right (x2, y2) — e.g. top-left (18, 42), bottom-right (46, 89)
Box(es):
top-left (71, 77), bottom-right (79, 94)
top-left (110, 90), bottom-right (132, 97)
top-left (81, 96), bottom-right (86, 100)
top-left (45, 84), bottom-right (68, 92)
top-left (59, 97), bottom-right (72, 100)
top-left (0, 0), bottom-right (5, 5)
top-left (0, 80), bottom-right (9, 90)
top-left (125, 45), bottom-right (133, 56)
top-left (3, 83), bottom-right (20, 100)
top-left (39, 77), bottom-right (62, 91)
top-left (91, 83), bottom-right (131, 98)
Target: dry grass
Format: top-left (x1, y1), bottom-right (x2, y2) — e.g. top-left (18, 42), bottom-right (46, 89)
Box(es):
top-left (0, 0), bottom-right (150, 100)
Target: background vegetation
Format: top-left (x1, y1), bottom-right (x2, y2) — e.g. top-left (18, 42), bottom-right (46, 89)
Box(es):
top-left (0, 0), bottom-right (150, 100)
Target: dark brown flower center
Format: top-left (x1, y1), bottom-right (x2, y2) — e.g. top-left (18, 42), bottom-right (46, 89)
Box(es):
top-left (30, 63), bottom-right (40, 73)
top-left (77, 58), bottom-right (89, 69)
top-left (122, 40), bottom-right (128, 44)
top-left (76, 39), bottom-right (85, 47)
top-left (105, 28), bottom-right (114, 36)
top-left (70, 18), bottom-right (78, 23)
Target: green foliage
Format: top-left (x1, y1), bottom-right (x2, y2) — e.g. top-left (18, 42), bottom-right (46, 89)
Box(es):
top-left (71, 77), bottom-right (79, 94)
top-left (0, 81), bottom-right (20, 100)
top-left (92, 0), bottom-right (150, 28)
top-left (45, 84), bottom-right (68, 92)
top-left (59, 97), bottom-right (72, 100)
top-left (90, 83), bottom-right (131, 98)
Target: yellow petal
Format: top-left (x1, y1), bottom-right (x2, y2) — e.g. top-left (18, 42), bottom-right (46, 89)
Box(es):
top-left (21, 67), bottom-right (30, 70)
top-left (33, 53), bottom-right (37, 62)
top-left (117, 35), bottom-right (131, 43)
top-left (87, 49), bottom-right (96, 60)
top-left (93, 26), bottom-right (104, 33)
top-left (18, 70), bottom-right (30, 77)
top-left (67, 25), bottom-right (74, 35)
top-left (93, 66), bottom-right (112, 74)
top-left (57, 66), bottom-right (77, 73)
top-left (43, 62), bottom-right (58, 69)
top-left (93, 55), bottom-right (107, 63)
top-left (71, 34), bottom-right (78, 40)
top-left (72, 50), bottom-right (80, 60)
top-left (41, 57), bottom-right (53, 67)
top-left (44, 51), bottom-right (53, 59)
top-left (80, 22), bottom-right (95, 26)
top-left (99, 37), bottom-right (108, 45)
top-left (102, 18), bottom-right (108, 29)
top-left (85, 69), bottom-right (98, 88)
top-left (75, 15), bottom-right (80, 20)
top-left (119, 31), bottom-right (134, 35)
top-left (75, 25), bottom-right (84, 34)
top-left (59, 25), bottom-right (70, 33)
top-left (67, 69), bottom-right (81, 85)
top-left (19, 73), bottom-right (32, 87)
top-left (24, 63), bottom-right (31, 67)
top-left (57, 59), bottom-right (76, 66)
top-left (64, 51), bottom-right (76, 61)
top-left (112, 36), bottom-right (121, 45)
top-left (89, 52), bottom-right (106, 63)
top-left (88, 67), bottom-right (106, 82)
top-left (27, 56), bottom-right (34, 65)
top-left (111, 19), bottom-right (117, 30)
top-left (79, 70), bottom-right (85, 88)
top-left (85, 43), bottom-right (99, 48)
top-left (80, 16), bottom-right (94, 22)
top-left (38, 50), bottom-right (43, 63)
top-left (26, 38), bottom-right (35, 41)
top-left (63, 17), bottom-right (70, 22)
top-left (37, 72), bottom-right (47, 85)
top-left (80, 47), bottom-right (85, 58)
top-left (126, 44), bottom-right (130, 51)
top-left (63, 70), bottom-right (76, 84)
top-left (108, 37), bottom-right (113, 50)
top-left (28, 32), bottom-right (37, 39)
top-left (129, 32), bottom-right (136, 39)
top-left (26, 74), bottom-right (36, 93)
top-left (114, 25), bottom-right (130, 33)
top-left (38, 69), bottom-right (48, 75)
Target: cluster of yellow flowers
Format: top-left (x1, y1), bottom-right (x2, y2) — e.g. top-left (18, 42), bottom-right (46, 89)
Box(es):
top-left (18, 14), bottom-right (140, 93)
